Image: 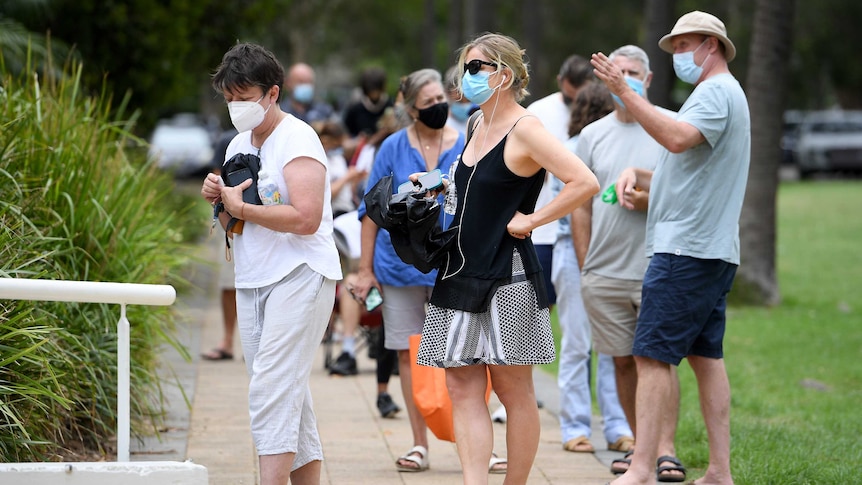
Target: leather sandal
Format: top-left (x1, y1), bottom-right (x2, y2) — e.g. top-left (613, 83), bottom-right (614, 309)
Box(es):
top-left (608, 436), bottom-right (635, 453)
top-left (396, 445), bottom-right (429, 472)
top-left (562, 435), bottom-right (595, 453)
top-left (656, 455), bottom-right (686, 482)
top-left (489, 453), bottom-right (507, 474)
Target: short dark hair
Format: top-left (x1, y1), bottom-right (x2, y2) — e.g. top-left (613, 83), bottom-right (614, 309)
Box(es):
top-left (360, 67), bottom-right (387, 95)
top-left (558, 54), bottom-right (593, 88)
top-left (212, 43), bottom-right (284, 101)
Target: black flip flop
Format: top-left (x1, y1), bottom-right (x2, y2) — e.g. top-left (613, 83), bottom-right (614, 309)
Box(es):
top-left (610, 450), bottom-right (634, 475)
top-left (201, 348), bottom-right (234, 361)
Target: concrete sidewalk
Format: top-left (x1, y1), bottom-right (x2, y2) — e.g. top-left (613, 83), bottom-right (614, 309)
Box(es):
top-left (138, 236), bottom-right (619, 484)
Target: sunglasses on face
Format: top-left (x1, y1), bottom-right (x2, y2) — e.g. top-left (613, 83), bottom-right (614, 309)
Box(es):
top-left (464, 59), bottom-right (498, 75)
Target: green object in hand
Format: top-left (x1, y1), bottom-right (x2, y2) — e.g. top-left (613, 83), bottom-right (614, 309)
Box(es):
top-left (601, 184), bottom-right (618, 204)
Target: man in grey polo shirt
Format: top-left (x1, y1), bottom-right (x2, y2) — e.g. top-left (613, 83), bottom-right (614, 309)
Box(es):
top-left (591, 11), bottom-right (750, 485)
top-left (573, 44), bottom-right (684, 481)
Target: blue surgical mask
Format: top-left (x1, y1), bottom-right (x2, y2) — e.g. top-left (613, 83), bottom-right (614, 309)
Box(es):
top-left (292, 83), bottom-right (314, 104)
top-left (611, 76), bottom-right (646, 106)
top-left (461, 71), bottom-right (498, 105)
top-left (450, 101), bottom-right (473, 121)
top-left (673, 39), bottom-right (709, 85)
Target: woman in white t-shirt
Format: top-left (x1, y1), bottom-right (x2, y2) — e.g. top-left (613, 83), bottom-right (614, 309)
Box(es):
top-left (200, 43), bottom-right (341, 485)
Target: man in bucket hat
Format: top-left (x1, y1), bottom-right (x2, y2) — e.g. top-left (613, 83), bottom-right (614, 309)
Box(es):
top-left (590, 10), bottom-right (750, 485)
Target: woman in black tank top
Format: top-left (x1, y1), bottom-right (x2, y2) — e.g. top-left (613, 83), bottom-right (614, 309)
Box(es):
top-left (415, 33), bottom-right (600, 483)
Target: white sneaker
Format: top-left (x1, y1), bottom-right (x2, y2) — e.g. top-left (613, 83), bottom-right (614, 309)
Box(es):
top-left (491, 405), bottom-right (507, 423)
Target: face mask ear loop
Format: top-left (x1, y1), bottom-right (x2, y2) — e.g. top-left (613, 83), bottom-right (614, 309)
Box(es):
top-left (473, 78), bottom-right (502, 165)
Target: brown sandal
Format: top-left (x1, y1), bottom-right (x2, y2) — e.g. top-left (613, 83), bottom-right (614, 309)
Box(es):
top-left (608, 436), bottom-right (635, 452)
top-left (563, 436), bottom-right (595, 453)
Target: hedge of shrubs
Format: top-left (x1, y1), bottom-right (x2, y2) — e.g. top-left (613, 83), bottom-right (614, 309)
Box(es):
top-left (0, 56), bottom-right (203, 461)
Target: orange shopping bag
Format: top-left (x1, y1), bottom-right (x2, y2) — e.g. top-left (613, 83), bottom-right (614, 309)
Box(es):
top-left (408, 334), bottom-right (492, 442)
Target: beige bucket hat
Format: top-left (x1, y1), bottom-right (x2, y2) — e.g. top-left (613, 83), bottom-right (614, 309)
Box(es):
top-left (658, 10), bottom-right (736, 62)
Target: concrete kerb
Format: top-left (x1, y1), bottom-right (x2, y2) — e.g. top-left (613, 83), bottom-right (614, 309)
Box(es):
top-left (0, 462), bottom-right (207, 485)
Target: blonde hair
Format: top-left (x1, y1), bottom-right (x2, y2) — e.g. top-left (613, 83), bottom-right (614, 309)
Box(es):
top-left (456, 33), bottom-right (530, 102)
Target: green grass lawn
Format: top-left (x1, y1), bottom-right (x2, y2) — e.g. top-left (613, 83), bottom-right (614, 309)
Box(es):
top-left (543, 180), bottom-right (861, 484)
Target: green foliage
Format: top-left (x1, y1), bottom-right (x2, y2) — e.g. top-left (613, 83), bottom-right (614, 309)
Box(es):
top-left (546, 181), bottom-right (862, 483)
top-left (0, 54), bottom-right (200, 460)
top-left (678, 184), bottom-right (862, 482)
top-left (12, 0), bottom-right (255, 131)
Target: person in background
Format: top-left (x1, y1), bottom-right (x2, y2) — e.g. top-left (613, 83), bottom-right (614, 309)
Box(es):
top-left (530, 53), bottom-right (632, 454)
top-left (311, 119), bottom-right (369, 379)
top-left (343, 66), bottom-right (394, 138)
top-left (281, 62), bottom-right (335, 124)
top-left (573, 44), bottom-right (683, 481)
top-left (201, 43), bottom-right (342, 485)
top-left (202, 127), bottom-right (239, 362)
top-left (444, 65), bottom-right (476, 134)
top-left (416, 33), bottom-right (599, 484)
top-left (336, 108), bottom-right (403, 418)
top-left (591, 10), bottom-right (750, 485)
top-left (314, 120), bottom-right (366, 219)
top-left (353, 68), bottom-right (464, 473)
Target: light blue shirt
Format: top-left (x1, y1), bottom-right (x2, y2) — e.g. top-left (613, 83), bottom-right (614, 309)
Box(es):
top-left (646, 74), bottom-right (750, 265)
top-left (358, 128), bottom-right (464, 286)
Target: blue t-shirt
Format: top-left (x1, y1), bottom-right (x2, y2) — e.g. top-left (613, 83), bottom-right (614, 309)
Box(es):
top-left (646, 74), bottom-right (750, 265)
top-left (358, 128), bottom-right (464, 286)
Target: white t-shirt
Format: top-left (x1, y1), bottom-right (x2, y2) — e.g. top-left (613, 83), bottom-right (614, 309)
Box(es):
top-left (225, 115), bottom-right (342, 288)
top-left (526, 92), bottom-right (570, 245)
top-left (327, 150), bottom-right (355, 215)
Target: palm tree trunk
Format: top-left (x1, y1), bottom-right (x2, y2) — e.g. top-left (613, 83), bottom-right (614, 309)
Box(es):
top-left (642, 0), bottom-right (676, 109)
top-left (735, 0), bottom-right (796, 305)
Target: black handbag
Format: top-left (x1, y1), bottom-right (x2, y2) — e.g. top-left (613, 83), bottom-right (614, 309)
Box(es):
top-left (220, 153), bottom-right (262, 235)
top-left (364, 175), bottom-right (457, 273)
top-left (221, 153), bottom-right (262, 205)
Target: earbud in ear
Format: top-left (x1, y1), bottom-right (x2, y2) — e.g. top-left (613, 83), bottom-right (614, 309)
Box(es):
top-left (503, 75), bottom-right (507, 81)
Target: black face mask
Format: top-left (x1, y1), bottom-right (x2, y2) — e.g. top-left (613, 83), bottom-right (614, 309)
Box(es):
top-left (562, 94), bottom-right (573, 106)
top-left (417, 102), bottom-right (449, 129)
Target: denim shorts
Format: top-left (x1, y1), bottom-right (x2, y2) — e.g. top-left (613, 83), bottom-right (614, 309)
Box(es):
top-left (632, 253), bottom-right (737, 365)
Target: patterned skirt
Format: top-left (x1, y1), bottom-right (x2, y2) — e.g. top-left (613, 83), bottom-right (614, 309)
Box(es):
top-left (417, 249), bottom-right (555, 368)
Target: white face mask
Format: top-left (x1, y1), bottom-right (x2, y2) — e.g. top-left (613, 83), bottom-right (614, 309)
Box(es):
top-left (228, 94), bottom-right (271, 132)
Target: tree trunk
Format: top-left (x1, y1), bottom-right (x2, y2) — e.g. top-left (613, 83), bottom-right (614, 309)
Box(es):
top-left (465, 0), bottom-right (496, 37)
top-left (422, 0), bottom-right (437, 67)
top-left (447, 0), bottom-right (464, 58)
top-left (642, 0), bottom-right (676, 109)
top-left (521, 0), bottom-right (544, 102)
top-left (735, 0), bottom-right (796, 306)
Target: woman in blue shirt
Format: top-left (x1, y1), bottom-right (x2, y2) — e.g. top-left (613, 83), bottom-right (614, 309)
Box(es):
top-left (354, 68), bottom-right (464, 473)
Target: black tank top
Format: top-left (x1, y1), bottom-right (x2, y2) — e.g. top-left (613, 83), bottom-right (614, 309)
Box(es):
top-left (430, 118), bottom-right (548, 312)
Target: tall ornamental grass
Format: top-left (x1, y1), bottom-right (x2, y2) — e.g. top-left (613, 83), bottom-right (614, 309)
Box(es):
top-left (0, 55), bottom-right (200, 461)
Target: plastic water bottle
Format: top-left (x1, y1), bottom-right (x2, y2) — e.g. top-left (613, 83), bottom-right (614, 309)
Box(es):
top-left (257, 170), bottom-right (283, 205)
top-left (443, 160), bottom-right (458, 215)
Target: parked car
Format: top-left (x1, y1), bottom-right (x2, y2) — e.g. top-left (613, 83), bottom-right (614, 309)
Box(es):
top-left (148, 113), bottom-right (215, 178)
top-left (791, 110), bottom-right (862, 178)
top-left (780, 110), bottom-right (804, 166)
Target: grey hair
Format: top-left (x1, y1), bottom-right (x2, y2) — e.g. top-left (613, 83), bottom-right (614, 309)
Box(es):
top-left (399, 68), bottom-right (442, 110)
top-left (608, 45), bottom-right (650, 74)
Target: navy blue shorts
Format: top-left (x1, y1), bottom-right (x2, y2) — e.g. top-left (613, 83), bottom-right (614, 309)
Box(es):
top-left (633, 253), bottom-right (737, 365)
top-left (534, 244), bottom-right (556, 305)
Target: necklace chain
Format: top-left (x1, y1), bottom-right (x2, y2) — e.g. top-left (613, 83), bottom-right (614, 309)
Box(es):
top-left (414, 125), bottom-right (444, 168)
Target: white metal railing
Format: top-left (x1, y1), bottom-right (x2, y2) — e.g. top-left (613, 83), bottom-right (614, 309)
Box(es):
top-left (0, 278), bottom-right (176, 462)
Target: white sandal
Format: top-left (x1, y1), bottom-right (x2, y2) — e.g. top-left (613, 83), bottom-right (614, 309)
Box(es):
top-left (489, 453), bottom-right (507, 474)
top-left (396, 445), bottom-right (429, 472)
